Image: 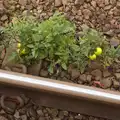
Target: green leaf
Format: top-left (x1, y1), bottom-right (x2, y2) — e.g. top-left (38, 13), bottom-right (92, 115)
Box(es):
top-left (27, 44), bottom-right (34, 48)
top-left (48, 63), bottom-right (54, 74)
top-left (61, 63), bottom-right (67, 70)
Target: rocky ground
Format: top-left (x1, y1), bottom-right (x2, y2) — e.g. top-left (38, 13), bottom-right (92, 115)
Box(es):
top-left (0, 0), bottom-right (119, 91)
top-left (0, 0), bottom-right (120, 36)
top-left (0, 94), bottom-right (109, 120)
top-left (0, 0), bottom-right (120, 119)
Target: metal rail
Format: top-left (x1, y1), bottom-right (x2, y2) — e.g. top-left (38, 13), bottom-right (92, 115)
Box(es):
top-left (0, 69), bottom-right (120, 120)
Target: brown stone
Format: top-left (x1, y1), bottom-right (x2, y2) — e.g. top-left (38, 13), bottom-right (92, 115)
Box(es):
top-left (86, 75), bottom-right (92, 82)
top-left (104, 5), bottom-right (112, 10)
top-left (100, 77), bottom-right (113, 88)
top-left (77, 10), bottom-right (82, 16)
top-left (91, 1), bottom-right (96, 8)
top-left (0, 116), bottom-right (8, 120)
top-left (40, 69), bottom-right (49, 77)
top-left (0, 1), bottom-right (5, 14)
top-left (28, 61), bottom-right (42, 76)
top-left (19, 0), bottom-right (27, 6)
top-left (104, 0), bottom-right (109, 5)
top-left (103, 70), bottom-right (111, 77)
top-left (79, 74), bottom-right (87, 82)
top-left (71, 69), bottom-right (80, 80)
top-left (114, 73), bottom-right (120, 80)
top-left (83, 9), bottom-right (92, 19)
top-left (1, 14), bottom-right (8, 21)
top-left (55, 0), bottom-right (62, 7)
top-left (110, 38), bottom-right (120, 47)
top-left (117, 1), bottom-right (120, 7)
top-left (62, 0), bottom-right (68, 6)
top-left (113, 80), bottom-right (119, 88)
top-left (75, 0), bottom-right (84, 5)
top-left (91, 69), bottom-right (102, 79)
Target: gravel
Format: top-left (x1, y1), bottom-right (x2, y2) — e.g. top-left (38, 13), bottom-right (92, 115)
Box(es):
top-left (0, 0), bottom-right (119, 35)
top-left (0, 94), bottom-right (109, 120)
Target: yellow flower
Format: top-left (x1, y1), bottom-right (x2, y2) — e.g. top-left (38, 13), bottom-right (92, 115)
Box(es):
top-left (17, 43), bottom-right (21, 48)
top-left (89, 54), bottom-right (96, 60)
top-left (20, 49), bottom-right (26, 55)
top-left (95, 47), bottom-right (102, 56)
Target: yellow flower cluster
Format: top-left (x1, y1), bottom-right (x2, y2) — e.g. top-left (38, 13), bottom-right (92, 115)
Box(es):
top-left (17, 43), bottom-right (26, 55)
top-left (89, 47), bottom-right (102, 60)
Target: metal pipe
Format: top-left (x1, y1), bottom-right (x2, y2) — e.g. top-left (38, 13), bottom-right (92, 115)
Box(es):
top-left (0, 69), bottom-right (120, 105)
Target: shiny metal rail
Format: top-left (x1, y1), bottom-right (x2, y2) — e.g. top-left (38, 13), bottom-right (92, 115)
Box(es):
top-left (0, 69), bottom-right (119, 120)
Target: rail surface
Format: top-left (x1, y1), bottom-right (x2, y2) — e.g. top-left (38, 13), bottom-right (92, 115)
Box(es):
top-left (0, 69), bottom-right (120, 120)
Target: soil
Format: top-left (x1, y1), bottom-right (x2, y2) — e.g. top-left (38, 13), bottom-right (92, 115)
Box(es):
top-left (0, 0), bottom-right (120, 119)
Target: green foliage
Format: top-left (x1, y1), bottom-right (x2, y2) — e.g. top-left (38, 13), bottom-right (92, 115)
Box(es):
top-left (70, 25), bottom-right (120, 72)
top-left (4, 13), bottom-right (76, 73)
top-left (100, 45), bottom-right (120, 67)
top-left (4, 14), bottom-right (120, 74)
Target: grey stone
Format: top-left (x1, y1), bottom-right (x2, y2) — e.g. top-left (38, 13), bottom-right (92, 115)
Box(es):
top-left (103, 70), bottom-right (111, 77)
top-left (51, 109), bottom-right (58, 117)
top-left (40, 69), bottom-right (49, 77)
top-left (21, 115), bottom-right (27, 120)
top-left (86, 75), bottom-right (92, 82)
top-left (104, 30), bottom-right (114, 37)
top-left (11, 64), bottom-right (27, 74)
top-left (20, 94), bottom-right (29, 104)
top-left (1, 15), bottom-right (8, 21)
top-left (113, 80), bottom-right (119, 88)
top-left (79, 74), bottom-right (87, 82)
top-left (58, 111), bottom-right (64, 119)
top-left (28, 107), bottom-right (37, 118)
top-left (89, 61), bottom-right (102, 70)
top-left (37, 109), bottom-right (44, 116)
top-left (71, 69), bottom-right (80, 80)
top-left (0, 116), bottom-right (8, 120)
top-left (75, 114), bottom-right (82, 119)
top-left (91, 69), bottom-right (102, 79)
top-left (63, 111), bottom-right (68, 116)
top-left (0, 110), bottom-right (5, 114)
top-left (100, 77), bottom-right (113, 88)
top-left (14, 111), bottom-right (20, 119)
top-left (114, 73), bottom-right (120, 79)
top-left (110, 38), bottom-right (119, 47)
top-left (60, 71), bottom-right (66, 78)
top-left (28, 61), bottom-right (42, 76)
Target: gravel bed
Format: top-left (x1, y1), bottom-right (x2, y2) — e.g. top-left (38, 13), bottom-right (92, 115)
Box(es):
top-left (0, 0), bottom-right (120, 91)
top-left (0, 0), bottom-right (120, 36)
top-left (0, 94), bottom-right (109, 120)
